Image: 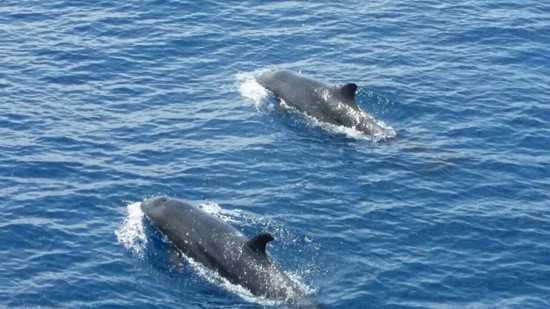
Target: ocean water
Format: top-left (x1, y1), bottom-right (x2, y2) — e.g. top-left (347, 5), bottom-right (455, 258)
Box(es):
top-left (1, 0), bottom-right (549, 308)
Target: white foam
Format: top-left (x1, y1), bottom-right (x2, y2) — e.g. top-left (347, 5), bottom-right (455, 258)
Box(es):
top-left (236, 71), bottom-right (269, 109)
top-left (115, 201), bottom-right (147, 257)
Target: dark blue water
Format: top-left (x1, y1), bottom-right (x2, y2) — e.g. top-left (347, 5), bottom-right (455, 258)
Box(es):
top-left (1, 1), bottom-right (549, 308)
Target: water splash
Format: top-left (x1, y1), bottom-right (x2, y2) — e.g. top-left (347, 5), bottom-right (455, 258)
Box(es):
top-left (236, 71), bottom-right (269, 109)
top-left (114, 201), bottom-right (147, 257)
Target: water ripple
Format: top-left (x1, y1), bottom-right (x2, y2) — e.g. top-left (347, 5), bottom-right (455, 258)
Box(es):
top-left (1, 0), bottom-right (549, 308)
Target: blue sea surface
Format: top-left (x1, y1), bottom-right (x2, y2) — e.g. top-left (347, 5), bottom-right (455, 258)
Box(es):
top-left (1, 0), bottom-right (549, 308)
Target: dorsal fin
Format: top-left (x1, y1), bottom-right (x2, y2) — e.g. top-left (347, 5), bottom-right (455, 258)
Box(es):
top-left (246, 232), bottom-right (274, 257)
top-left (339, 83), bottom-right (358, 101)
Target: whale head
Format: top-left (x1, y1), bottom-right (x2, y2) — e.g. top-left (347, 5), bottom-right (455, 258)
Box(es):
top-left (141, 196), bottom-right (170, 222)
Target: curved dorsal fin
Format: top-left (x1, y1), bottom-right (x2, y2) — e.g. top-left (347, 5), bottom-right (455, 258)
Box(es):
top-left (339, 83), bottom-right (358, 101)
top-left (246, 232), bottom-right (274, 257)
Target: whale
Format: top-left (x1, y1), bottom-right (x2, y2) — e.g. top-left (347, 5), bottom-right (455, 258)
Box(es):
top-left (256, 69), bottom-right (388, 137)
top-left (141, 196), bottom-right (318, 308)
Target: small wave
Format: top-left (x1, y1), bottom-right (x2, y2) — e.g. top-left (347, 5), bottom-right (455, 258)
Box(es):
top-left (115, 201), bottom-right (147, 257)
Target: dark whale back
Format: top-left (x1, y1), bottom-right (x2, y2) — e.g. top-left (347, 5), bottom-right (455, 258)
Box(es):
top-left (257, 70), bottom-right (327, 108)
top-left (257, 69), bottom-right (386, 136)
top-left (141, 196), bottom-right (318, 307)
